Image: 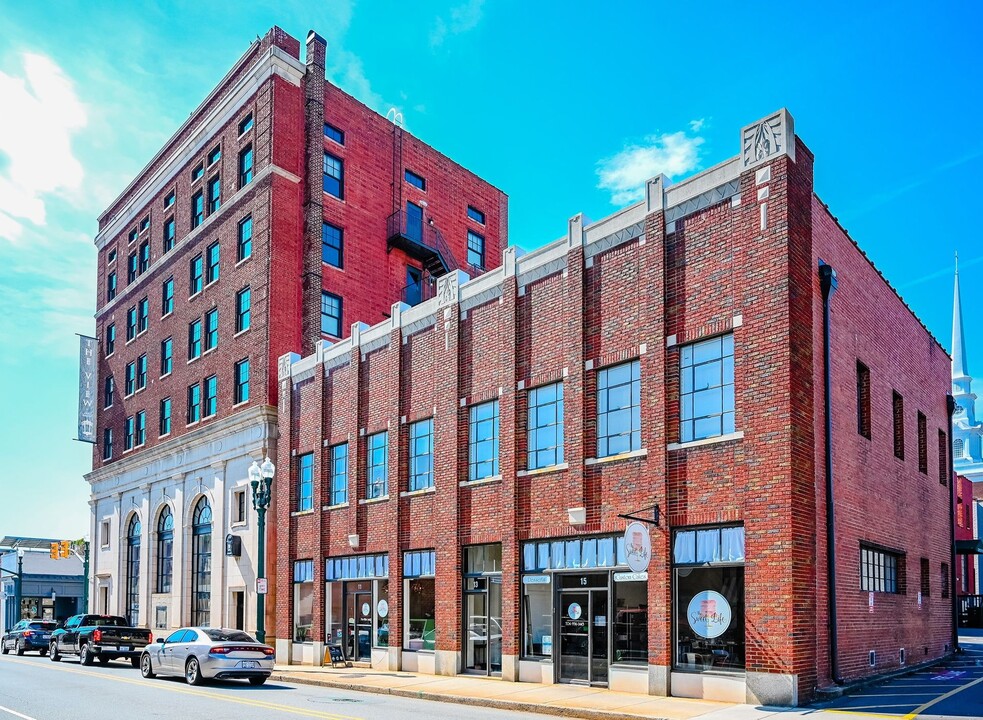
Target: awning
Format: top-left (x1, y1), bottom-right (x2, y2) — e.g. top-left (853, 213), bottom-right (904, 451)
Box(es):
top-left (956, 539), bottom-right (983, 555)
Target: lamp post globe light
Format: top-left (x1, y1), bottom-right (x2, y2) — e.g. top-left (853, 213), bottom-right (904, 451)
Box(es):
top-left (249, 457), bottom-right (275, 644)
top-left (15, 549), bottom-right (24, 622)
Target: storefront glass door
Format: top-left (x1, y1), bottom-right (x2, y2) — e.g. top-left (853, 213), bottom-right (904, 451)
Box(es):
top-left (464, 576), bottom-right (503, 675)
top-left (345, 582), bottom-right (372, 661)
top-left (558, 574), bottom-right (609, 686)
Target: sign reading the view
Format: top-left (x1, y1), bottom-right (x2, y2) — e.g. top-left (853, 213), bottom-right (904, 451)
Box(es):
top-left (77, 335), bottom-right (98, 443)
top-left (623, 521), bottom-right (651, 573)
top-left (687, 590), bottom-right (732, 639)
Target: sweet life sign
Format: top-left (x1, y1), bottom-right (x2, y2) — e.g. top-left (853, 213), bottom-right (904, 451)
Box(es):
top-left (77, 335), bottom-right (98, 443)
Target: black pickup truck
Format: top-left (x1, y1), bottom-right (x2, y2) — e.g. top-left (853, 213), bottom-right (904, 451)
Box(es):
top-left (49, 614), bottom-right (152, 667)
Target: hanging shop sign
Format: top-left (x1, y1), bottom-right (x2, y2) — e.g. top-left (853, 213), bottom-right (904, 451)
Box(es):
top-left (687, 590), bottom-right (732, 639)
top-left (623, 521), bottom-right (652, 573)
top-left (522, 574), bottom-right (550, 585)
top-left (614, 572), bottom-right (648, 582)
top-left (76, 335), bottom-right (98, 443)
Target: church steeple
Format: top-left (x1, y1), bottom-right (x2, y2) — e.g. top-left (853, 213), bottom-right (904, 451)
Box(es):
top-left (953, 252), bottom-right (971, 387)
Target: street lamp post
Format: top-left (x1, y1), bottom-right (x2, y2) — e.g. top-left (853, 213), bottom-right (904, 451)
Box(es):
top-left (14, 549), bottom-right (24, 623)
top-left (249, 456), bottom-right (276, 644)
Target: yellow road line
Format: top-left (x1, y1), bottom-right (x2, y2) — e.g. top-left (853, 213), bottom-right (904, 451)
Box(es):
top-left (0, 657), bottom-right (362, 720)
top-left (823, 710), bottom-right (907, 718)
top-left (903, 673), bottom-right (983, 719)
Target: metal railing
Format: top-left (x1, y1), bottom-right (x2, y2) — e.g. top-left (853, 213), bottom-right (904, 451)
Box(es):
top-left (386, 210), bottom-right (460, 274)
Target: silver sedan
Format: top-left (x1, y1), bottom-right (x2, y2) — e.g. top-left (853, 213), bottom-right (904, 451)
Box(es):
top-left (139, 627), bottom-right (274, 686)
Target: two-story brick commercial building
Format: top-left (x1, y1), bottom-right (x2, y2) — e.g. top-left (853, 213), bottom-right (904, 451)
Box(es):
top-left (83, 27), bottom-right (506, 637)
top-left (274, 110), bottom-right (953, 706)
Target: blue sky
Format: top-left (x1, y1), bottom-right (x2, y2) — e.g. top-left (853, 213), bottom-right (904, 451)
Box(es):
top-left (1, 1), bottom-right (981, 539)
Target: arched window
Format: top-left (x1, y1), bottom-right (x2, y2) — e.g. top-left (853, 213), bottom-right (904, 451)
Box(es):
top-left (954, 438), bottom-right (965, 460)
top-left (191, 496), bottom-right (212, 626)
top-left (126, 515), bottom-right (141, 625)
top-left (156, 506), bottom-right (174, 593)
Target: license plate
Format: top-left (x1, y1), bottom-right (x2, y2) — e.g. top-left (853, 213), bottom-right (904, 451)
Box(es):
top-left (42, 634), bottom-right (51, 640)
top-left (118, 646), bottom-right (131, 652)
top-left (242, 661), bottom-right (259, 669)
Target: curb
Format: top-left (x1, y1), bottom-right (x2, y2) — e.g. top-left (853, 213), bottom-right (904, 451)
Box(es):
top-left (812, 651), bottom-right (954, 704)
top-left (270, 672), bottom-right (676, 720)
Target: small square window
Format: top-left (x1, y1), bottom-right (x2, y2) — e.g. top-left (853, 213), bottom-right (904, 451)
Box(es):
top-left (467, 205), bottom-right (485, 224)
top-left (140, 216), bottom-right (150, 232)
top-left (238, 113), bottom-right (253, 136)
top-left (404, 170), bottom-right (426, 191)
top-left (207, 145), bottom-right (221, 166)
top-left (107, 249), bottom-right (117, 264)
top-left (191, 163), bottom-right (204, 182)
top-left (128, 229), bottom-right (138, 244)
top-left (164, 190), bottom-right (175, 208)
top-left (323, 122), bottom-right (344, 144)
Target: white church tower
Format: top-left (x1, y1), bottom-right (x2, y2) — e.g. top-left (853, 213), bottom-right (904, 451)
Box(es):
top-left (952, 254), bottom-right (983, 479)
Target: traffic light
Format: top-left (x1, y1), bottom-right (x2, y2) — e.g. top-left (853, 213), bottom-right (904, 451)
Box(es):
top-left (59, 540), bottom-right (71, 558)
top-left (50, 542), bottom-right (59, 559)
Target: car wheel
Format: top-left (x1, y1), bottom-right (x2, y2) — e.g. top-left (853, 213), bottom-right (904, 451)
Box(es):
top-left (140, 653), bottom-right (155, 678)
top-left (80, 644), bottom-right (93, 666)
top-left (49, 642), bottom-right (60, 662)
top-left (248, 676), bottom-right (267, 686)
top-left (185, 657), bottom-right (205, 686)
top-left (1, 640), bottom-right (8, 655)
top-left (15, 641), bottom-right (24, 656)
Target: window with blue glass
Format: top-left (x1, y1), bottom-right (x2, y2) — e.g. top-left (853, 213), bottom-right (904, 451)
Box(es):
top-left (140, 216), bottom-right (150, 232)
top-left (404, 169), bottom-right (425, 190)
top-left (127, 252), bottom-right (137, 284)
top-left (323, 152), bottom-right (343, 198)
top-left (206, 242), bottom-right (220, 284)
top-left (106, 324), bottom-right (115, 356)
top-left (469, 400), bottom-right (499, 481)
top-left (404, 550), bottom-right (436, 651)
top-left (136, 354), bottom-right (147, 390)
top-left (162, 277), bottom-right (174, 315)
top-left (203, 375), bottom-right (217, 417)
top-left (297, 453), bottom-right (314, 512)
top-left (527, 382), bottom-right (564, 470)
top-left (135, 411), bottom-right (146, 446)
top-left (137, 297), bottom-right (148, 334)
top-left (330, 443), bottom-right (348, 506)
top-left (107, 271), bottom-right (117, 302)
top-left (204, 308), bottom-right (218, 351)
top-left (367, 431), bottom-right (388, 499)
top-left (236, 287), bottom-right (250, 332)
top-left (160, 337), bottom-right (172, 376)
top-left (163, 217), bottom-right (175, 252)
top-left (321, 291), bottom-right (342, 337)
top-left (409, 418), bottom-right (434, 491)
top-left (126, 305), bottom-right (136, 341)
top-left (164, 190), bottom-right (175, 209)
top-left (207, 145), bottom-right (221, 166)
top-left (159, 397), bottom-right (171, 437)
top-left (138, 240), bottom-right (150, 273)
top-left (104, 376), bottom-right (114, 409)
top-left (103, 428), bottom-right (113, 460)
top-left (237, 215), bottom-right (252, 261)
top-left (190, 254), bottom-right (203, 295)
top-left (293, 559), bottom-right (314, 643)
top-left (467, 205), bottom-right (485, 224)
top-left (234, 358), bottom-right (249, 404)
top-left (325, 554), bottom-right (389, 581)
top-left (238, 145), bottom-right (253, 188)
top-left (679, 334), bottom-right (735, 443)
top-left (322, 222), bottom-right (343, 268)
top-left (238, 113), bottom-right (253, 136)
top-left (323, 122), bottom-right (344, 144)
top-left (191, 190), bottom-right (203, 229)
top-left (191, 163), bottom-right (204, 182)
top-left (125, 362), bottom-right (135, 396)
top-left (187, 383), bottom-right (201, 424)
top-left (467, 230), bottom-right (485, 269)
top-left (124, 415), bottom-right (134, 451)
top-left (188, 319), bottom-right (202, 359)
top-left (597, 360), bottom-right (641, 457)
top-left (207, 176), bottom-right (221, 213)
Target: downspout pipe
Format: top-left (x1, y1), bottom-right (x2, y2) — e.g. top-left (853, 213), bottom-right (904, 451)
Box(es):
top-left (948, 394), bottom-right (960, 654)
top-left (819, 260), bottom-right (843, 685)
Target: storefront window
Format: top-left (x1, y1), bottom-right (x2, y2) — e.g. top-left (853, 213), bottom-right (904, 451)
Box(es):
top-left (324, 553), bottom-right (389, 660)
top-left (294, 560), bottom-right (314, 643)
top-left (522, 582), bottom-right (552, 658)
top-left (673, 525), bottom-right (745, 672)
top-left (376, 579), bottom-right (390, 647)
top-left (404, 550), bottom-right (435, 651)
top-left (613, 580), bottom-right (647, 664)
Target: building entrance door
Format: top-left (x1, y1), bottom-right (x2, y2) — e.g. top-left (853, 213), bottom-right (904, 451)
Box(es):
top-left (558, 574), bottom-right (609, 686)
top-left (463, 576), bottom-right (502, 675)
top-left (344, 582), bottom-right (372, 661)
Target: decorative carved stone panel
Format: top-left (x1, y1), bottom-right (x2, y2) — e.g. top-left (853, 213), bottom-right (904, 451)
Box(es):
top-left (741, 109), bottom-right (795, 168)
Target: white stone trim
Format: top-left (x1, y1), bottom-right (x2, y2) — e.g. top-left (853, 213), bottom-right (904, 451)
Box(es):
top-left (459, 475), bottom-right (502, 487)
top-left (584, 449), bottom-right (648, 466)
top-left (516, 463), bottom-right (569, 477)
top-left (667, 431), bottom-right (745, 452)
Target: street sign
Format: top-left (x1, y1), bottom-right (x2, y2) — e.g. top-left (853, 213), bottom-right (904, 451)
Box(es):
top-left (256, 578), bottom-right (268, 594)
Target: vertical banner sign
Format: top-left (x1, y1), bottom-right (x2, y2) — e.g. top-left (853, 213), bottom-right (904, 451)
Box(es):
top-left (77, 335), bottom-right (98, 443)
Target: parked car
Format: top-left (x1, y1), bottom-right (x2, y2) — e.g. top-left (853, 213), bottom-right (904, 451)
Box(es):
top-left (1, 619), bottom-right (57, 656)
top-left (140, 627), bottom-right (274, 686)
top-left (49, 614), bottom-right (152, 667)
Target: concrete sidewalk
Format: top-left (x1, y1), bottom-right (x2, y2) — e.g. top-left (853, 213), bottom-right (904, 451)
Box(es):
top-left (269, 664), bottom-right (795, 720)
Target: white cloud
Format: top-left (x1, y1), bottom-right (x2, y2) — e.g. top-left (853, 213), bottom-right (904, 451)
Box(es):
top-left (689, 118), bottom-right (705, 132)
top-left (596, 124), bottom-right (705, 206)
top-left (0, 52), bottom-right (87, 242)
top-left (430, 0), bottom-right (485, 48)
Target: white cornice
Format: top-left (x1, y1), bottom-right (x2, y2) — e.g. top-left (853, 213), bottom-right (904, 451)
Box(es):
top-left (94, 46), bottom-right (305, 251)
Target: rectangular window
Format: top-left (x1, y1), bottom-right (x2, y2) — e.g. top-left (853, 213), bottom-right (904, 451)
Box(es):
top-left (323, 122), bottom-right (344, 144)
top-left (191, 190), bottom-right (204, 229)
top-left (159, 397), bottom-right (171, 436)
top-left (323, 152), bottom-right (343, 198)
top-left (920, 557), bottom-right (930, 597)
top-left (136, 354), bottom-right (147, 390)
top-left (160, 337), bottom-right (172, 376)
top-left (860, 544), bottom-right (903, 594)
top-left (939, 429), bottom-right (949, 485)
top-left (527, 382), bottom-right (564, 470)
top-left (293, 560), bottom-right (314, 643)
top-left (942, 562), bottom-right (950, 598)
top-left (140, 216), bottom-right (150, 233)
top-left (917, 412), bottom-right (928, 474)
top-left (404, 550), bottom-right (436, 651)
top-left (187, 383), bottom-right (201, 424)
top-left (127, 252), bottom-right (137, 284)
top-left (207, 175), bottom-right (221, 213)
top-left (237, 215), bottom-right (252, 261)
top-left (105, 324), bottom-right (115, 356)
top-left (206, 242), bottom-right (220, 284)
top-left (128, 228), bottom-right (138, 244)
top-left (126, 306), bottom-right (137, 341)
top-left (857, 361), bottom-right (871, 438)
top-left (191, 163), bottom-right (204, 182)
top-left (103, 428), bottom-right (113, 460)
top-left (124, 416), bottom-right (134, 451)
top-left (188, 319), bottom-right (202, 359)
top-left (469, 400), bottom-right (499, 481)
top-left (322, 222), bottom-right (343, 268)
top-left (189, 254), bottom-right (203, 295)
top-left (233, 489), bottom-right (246, 523)
top-left (330, 443), bottom-right (348, 506)
top-left (163, 217), bottom-right (175, 252)
top-left (204, 308), bottom-right (218, 351)
top-left (235, 287), bottom-right (251, 333)
top-left (404, 169), bottom-right (426, 190)
top-left (467, 205), bottom-right (485, 224)
top-left (238, 145), bottom-right (253, 188)
top-left (135, 411), bottom-right (145, 446)
top-left (297, 453), bottom-right (314, 512)
top-left (680, 333), bottom-right (735, 443)
top-left (125, 362), bottom-right (135, 396)
top-left (234, 358), bottom-right (249, 404)
top-left (164, 190), bottom-right (175, 209)
top-left (203, 375), bottom-right (217, 417)
top-left (467, 230), bottom-right (485, 269)
top-left (107, 249), bottom-right (116, 264)
top-left (162, 278), bottom-right (174, 315)
top-left (615, 576), bottom-right (648, 665)
top-left (597, 360), bottom-right (641, 457)
top-left (104, 376), bottom-right (114, 409)
top-left (138, 240), bottom-right (150, 273)
top-left (367, 431), bottom-right (388, 499)
top-left (409, 418), bottom-right (434, 491)
top-left (137, 297), bottom-right (148, 334)
top-left (321, 291), bottom-right (342, 337)
top-left (107, 271), bottom-right (117, 302)
top-left (238, 113), bottom-right (253, 136)
top-left (207, 145), bottom-right (221, 166)
top-left (893, 391), bottom-right (905, 459)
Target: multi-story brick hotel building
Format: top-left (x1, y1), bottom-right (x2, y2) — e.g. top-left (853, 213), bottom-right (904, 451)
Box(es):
top-left (84, 28), bottom-right (505, 639)
top-left (274, 109), bottom-right (954, 705)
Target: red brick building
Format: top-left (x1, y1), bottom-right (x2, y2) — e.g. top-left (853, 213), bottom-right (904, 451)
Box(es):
top-left (275, 109), bottom-right (953, 705)
top-left (956, 475), bottom-right (977, 598)
top-left (84, 27), bottom-right (505, 639)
